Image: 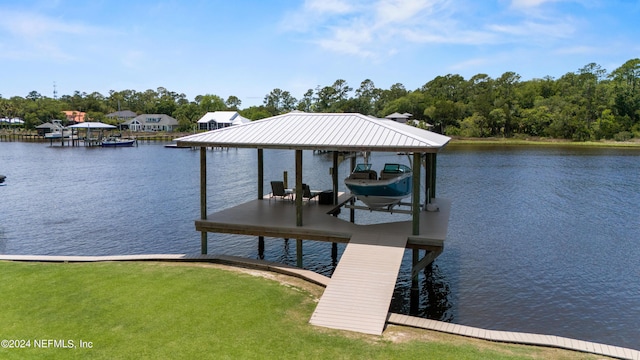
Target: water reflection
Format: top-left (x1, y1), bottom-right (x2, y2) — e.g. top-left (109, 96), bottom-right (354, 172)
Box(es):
top-left (420, 264), bottom-right (453, 321)
top-left (390, 262), bottom-right (453, 321)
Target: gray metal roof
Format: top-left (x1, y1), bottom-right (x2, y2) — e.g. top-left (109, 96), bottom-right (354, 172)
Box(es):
top-left (175, 112), bottom-right (450, 152)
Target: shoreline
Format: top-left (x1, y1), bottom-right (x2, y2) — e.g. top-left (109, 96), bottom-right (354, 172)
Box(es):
top-left (3, 130), bottom-right (640, 148)
top-left (448, 136), bottom-right (640, 148)
top-left (1, 254), bottom-right (638, 359)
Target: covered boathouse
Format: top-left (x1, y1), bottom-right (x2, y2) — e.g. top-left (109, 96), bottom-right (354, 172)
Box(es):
top-left (175, 112), bottom-right (451, 336)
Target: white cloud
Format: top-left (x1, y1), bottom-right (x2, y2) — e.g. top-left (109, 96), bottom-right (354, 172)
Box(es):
top-left (0, 8), bottom-right (114, 61)
top-left (2, 10), bottom-right (90, 38)
top-left (281, 0), bottom-right (591, 60)
top-left (305, 0), bottom-right (355, 14)
top-left (282, 0), bottom-right (463, 59)
top-left (488, 19), bottom-right (576, 40)
top-left (510, 0), bottom-right (559, 9)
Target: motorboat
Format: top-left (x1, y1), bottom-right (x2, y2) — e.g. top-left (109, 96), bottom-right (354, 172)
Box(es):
top-left (101, 137), bottom-right (136, 147)
top-left (0, 174), bottom-right (5, 184)
top-left (344, 163), bottom-right (412, 209)
top-left (44, 120), bottom-right (75, 139)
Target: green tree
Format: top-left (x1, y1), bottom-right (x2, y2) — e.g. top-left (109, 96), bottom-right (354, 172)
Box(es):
top-left (240, 106), bottom-right (271, 120)
top-left (225, 96), bottom-right (242, 110)
top-left (264, 88), bottom-right (297, 115)
top-left (195, 94), bottom-right (226, 113)
top-left (297, 89), bottom-right (314, 112)
top-left (353, 79), bottom-right (380, 115)
top-left (609, 58), bottom-right (640, 131)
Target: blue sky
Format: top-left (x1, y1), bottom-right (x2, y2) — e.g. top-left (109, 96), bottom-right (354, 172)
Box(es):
top-left (1, 0), bottom-right (638, 107)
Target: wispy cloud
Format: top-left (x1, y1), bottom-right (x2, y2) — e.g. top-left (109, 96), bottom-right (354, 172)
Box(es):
top-left (509, 0), bottom-right (560, 9)
top-left (282, 0), bottom-right (477, 58)
top-left (281, 0), bottom-right (585, 60)
top-left (0, 8), bottom-right (111, 61)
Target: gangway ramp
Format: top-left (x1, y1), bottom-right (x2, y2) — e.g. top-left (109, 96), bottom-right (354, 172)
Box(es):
top-left (309, 230), bottom-right (408, 335)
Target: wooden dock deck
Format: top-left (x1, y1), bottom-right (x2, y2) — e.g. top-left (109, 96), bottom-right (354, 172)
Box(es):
top-left (195, 195), bottom-right (450, 250)
top-left (196, 195), bottom-right (451, 335)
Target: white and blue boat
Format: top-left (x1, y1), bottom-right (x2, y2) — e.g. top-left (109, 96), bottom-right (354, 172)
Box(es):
top-left (101, 137), bottom-right (136, 147)
top-left (344, 163), bottom-right (412, 209)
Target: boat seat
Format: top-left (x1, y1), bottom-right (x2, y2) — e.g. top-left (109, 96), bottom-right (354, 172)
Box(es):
top-left (349, 170), bottom-right (377, 180)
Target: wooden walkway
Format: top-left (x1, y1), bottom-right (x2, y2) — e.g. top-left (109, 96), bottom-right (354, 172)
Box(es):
top-left (309, 231), bottom-right (408, 335)
top-left (1, 254), bottom-right (638, 359)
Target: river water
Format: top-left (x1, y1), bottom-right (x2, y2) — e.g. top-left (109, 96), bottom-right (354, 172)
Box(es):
top-left (0, 141), bottom-right (638, 350)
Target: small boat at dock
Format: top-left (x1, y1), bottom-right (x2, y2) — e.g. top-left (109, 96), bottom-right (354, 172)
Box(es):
top-left (44, 120), bottom-right (76, 139)
top-left (344, 163), bottom-right (412, 209)
top-left (101, 137), bottom-right (136, 147)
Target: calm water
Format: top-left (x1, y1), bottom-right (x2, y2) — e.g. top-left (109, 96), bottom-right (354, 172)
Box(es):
top-left (1, 141), bottom-right (639, 350)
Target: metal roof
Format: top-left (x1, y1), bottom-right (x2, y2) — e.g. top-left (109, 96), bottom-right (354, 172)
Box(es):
top-left (197, 111), bottom-right (243, 124)
top-left (175, 112), bottom-right (450, 152)
top-left (68, 122), bottom-right (117, 129)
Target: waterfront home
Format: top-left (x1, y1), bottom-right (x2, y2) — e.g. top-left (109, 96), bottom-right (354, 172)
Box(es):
top-left (106, 110), bottom-right (137, 122)
top-left (196, 111), bottom-right (250, 131)
top-left (62, 110), bottom-right (86, 124)
top-left (122, 114), bottom-right (179, 132)
top-left (384, 112), bottom-right (412, 123)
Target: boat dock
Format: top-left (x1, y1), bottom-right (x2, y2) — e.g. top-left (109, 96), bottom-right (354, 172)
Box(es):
top-left (196, 194), bottom-right (450, 335)
top-left (176, 112), bottom-right (452, 335)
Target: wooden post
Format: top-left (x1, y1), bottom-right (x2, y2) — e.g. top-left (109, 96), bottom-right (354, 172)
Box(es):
top-left (431, 154), bottom-right (437, 199)
top-left (350, 155), bottom-right (356, 223)
top-left (332, 151), bottom-right (339, 205)
top-left (257, 149), bottom-right (264, 199)
top-left (296, 239), bottom-right (303, 268)
top-left (412, 153), bottom-right (421, 236)
top-left (410, 248), bottom-right (420, 315)
top-left (258, 236), bottom-right (265, 259)
top-left (425, 153), bottom-right (438, 200)
top-left (295, 150), bottom-right (303, 226)
top-left (200, 147), bottom-right (208, 254)
top-left (331, 242), bottom-right (338, 264)
top-left (424, 153), bottom-right (432, 205)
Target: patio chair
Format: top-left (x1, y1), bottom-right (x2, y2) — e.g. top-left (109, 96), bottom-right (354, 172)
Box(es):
top-left (302, 183), bottom-right (321, 202)
top-left (270, 181), bottom-right (292, 202)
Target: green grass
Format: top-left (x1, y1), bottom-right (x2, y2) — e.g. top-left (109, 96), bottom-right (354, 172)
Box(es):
top-left (0, 261), bottom-right (602, 359)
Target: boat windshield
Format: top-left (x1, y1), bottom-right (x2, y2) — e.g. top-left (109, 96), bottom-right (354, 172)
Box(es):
top-left (353, 164), bottom-right (372, 172)
top-left (382, 164), bottom-right (411, 174)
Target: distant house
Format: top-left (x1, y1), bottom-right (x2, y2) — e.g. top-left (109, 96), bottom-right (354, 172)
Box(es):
top-left (63, 111), bottom-right (86, 124)
top-left (0, 117), bottom-right (24, 127)
top-left (384, 112), bottom-right (412, 123)
top-left (197, 111), bottom-right (250, 131)
top-left (123, 114), bottom-right (179, 132)
top-left (106, 110), bottom-right (137, 122)
top-left (384, 112), bottom-right (432, 129)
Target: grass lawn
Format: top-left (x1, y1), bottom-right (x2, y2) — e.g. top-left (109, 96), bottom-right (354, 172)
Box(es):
top-left (0, 261), bottom-right (604, 359)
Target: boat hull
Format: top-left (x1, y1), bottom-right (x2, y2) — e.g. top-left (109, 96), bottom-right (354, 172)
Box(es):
top-left (344, 172), bottom-right (412, 208)
top-left (101, 140), bottom-right (136, 147)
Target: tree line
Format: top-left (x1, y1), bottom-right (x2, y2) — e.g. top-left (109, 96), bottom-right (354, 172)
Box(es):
top-left (1, 58), bottom-right (638, 141)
